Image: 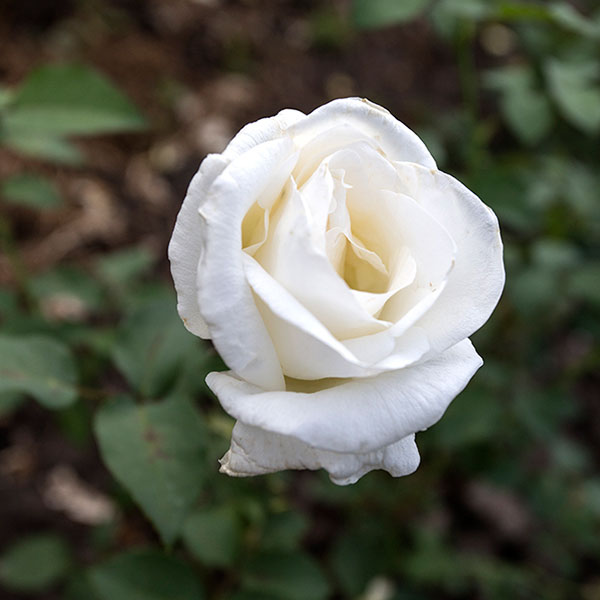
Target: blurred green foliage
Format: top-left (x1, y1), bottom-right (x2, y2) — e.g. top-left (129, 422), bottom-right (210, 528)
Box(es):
top-left (1, 1), bottom-right (599, 599)
top-left (0, 64), bottom-right (147, 165)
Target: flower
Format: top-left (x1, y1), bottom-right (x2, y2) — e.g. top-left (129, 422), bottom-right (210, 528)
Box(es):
top-left (168, 98), bottom-right (504, 485)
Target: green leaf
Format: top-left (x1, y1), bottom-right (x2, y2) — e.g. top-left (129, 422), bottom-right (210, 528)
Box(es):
top-left (0, 335), bottom-right (78, 409)
top-left (352, 0), bottom-right (429, 29)
top-left (29, 267), bottom-right (105, 314)
top-left (183, 506), bottom-right (240, 567)
top-left (500, 87), bottom-right (553, 145)
top-left (431, 0), bottom-right (490, 37)
top-left (0, 289), bottom-right (19, 319)
top-left (569, 261), bottom-right (600, 307)
top-left (0, 534), bottom-right (71, 592)
top-left (94, 395), bottom-right (206, 545)
top-left (485, 66), bottom-right (553, 145)
top-left (531, 239), bottom-right (580, 270)
top-left (0, 86), bottom-right (13, 110)
top-left (495, 2), bottom-right (553, 21)
top-left (64, 573), bottom-right (100, 600)
top-left (112, 299), bottom-right (199, 398)
top-left (231, 592), bottom-right (282, 600)
top-left (242, 551), bottom-right (330, 600)
top-left (1, 173), bottom-right (63, 209)
top-left (428, 385), bottom-right (503, 449)
top-left (88, 549), bottom-right (204, 600)
top-left (261, 511), bottom-right (309, 551)
top-left (96, 247), bottom-right (155, 289)
top-left (549, 3), bottom-right (600, 39)
top-left (330, 531), bottom-right (383, 597)
top-left (545, 59), bottom-right (600, 134)
top-left (467, 165), bottom-right (538, 233)
top-left (3, 64), bottom-right (147, 137)
top-left (1, 132), bottom-right (82, 164)
top-left (508, 266), bottom-right (565, 318)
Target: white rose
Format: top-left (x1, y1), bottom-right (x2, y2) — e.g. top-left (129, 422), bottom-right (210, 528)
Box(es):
top-left (169, 98), bottom-right (504, 485)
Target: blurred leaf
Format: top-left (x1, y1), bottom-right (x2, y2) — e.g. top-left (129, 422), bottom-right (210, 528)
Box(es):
top-left (486, 66), bottom-right (553, 145)
top-left (0, 289), bottom-right (19, 319)
top-left (552, 437), bottom-right (590, 474)
top-left (404, 530), bottom-right (535, 597)
top-left (231, 592), bottom-right (281, 600)
top-left (0, 86), bottom-right (12, 109)
top-left (508, 266), bottom-right (563, 318)
top-left (94, 395), bottom-right (205, 545)
top-left (96, 246), bottom-right (155, 290)
top-left (569, 261), bottom-right (600, 307)
top-left (64, 572), bottom-right (100, 600)
top-left (351, 0), bottom-right (429, 29)
top-left (582, 479), bottom-right (600, 517)
top-left (436, 0), bottom-right (490, 19)
top-left (0, 392), bottom-right (25, 417)
top-left (330, 531), bottom-right (384, 597)
top-left (1, 132), bottom-right (82, 164)
top-left (4, 64), bottom-right (146, 137)
top-left (495, 2), bottom-right (555, 20)
top-left (513, 388), bottom-right (577, 440)
top-left (1, 173), bottom-right (63, 209)
top-left (183, 506), bottom-right (240, 567)
top-left (261, 511), bottom-right (309, 551)
top-left (88, 549), bottom-right (204, 600)
top-left (0, 534), bottom-right (71, 593)
top-left (531, 239), bottom-right (580, 270)
top-left (112, 298), bottom-right (199, 398)
top-left (545, 59), bottom-right (600, 134)
top-left (548, 3), bottom-right (600, 39)
top-left (57, 400), bottom-right (93, 446)
top-left (242, 551), bottom-right (330, 600)
top-left (30, 267), bottom-right (105, 314)
top-left (175, 346), bottom-right (227, 398)
top-left (467, 166), bottom-right (538, 233)
top-left (431, 0), bottom-right (490, 37)
top-left (0, 335), bottom-right (78, 409)
top-left (429, 385), bottom-right (504, 448)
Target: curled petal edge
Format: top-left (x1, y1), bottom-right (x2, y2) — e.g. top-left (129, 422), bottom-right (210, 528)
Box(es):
top-left (220, 422), bottom-right (421, 486)
top-left (206, 338), bottom-right (483, 455)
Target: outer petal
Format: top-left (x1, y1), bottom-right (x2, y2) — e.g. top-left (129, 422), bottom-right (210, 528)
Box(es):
top-left (206, 338), bottom-right (483, 454)
top-left (222, 108), bottom-right (306, 160)
top-left (220, 422), bottom-right (420, 485)
top-left (197, 137), bottom-right (299, 391)
top-left (168, 108), bottom-right (304, 339)
top-left (396, 164), bottom-right (505, 354)
top-left (288, 98), bottom-right (436, 169)
top-left (168, 154), bottom-right (229, 338)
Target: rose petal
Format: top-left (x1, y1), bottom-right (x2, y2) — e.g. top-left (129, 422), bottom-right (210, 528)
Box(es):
top-left (220, 422), bottom-right (420, 485)
top-left (343, 326), bottom-right (429, 368)
top-left (395, 164), bottom-right (505, 353)
top-left (293, 122), bottom-right (382, 187)
top-left (222, 108), bottom-right (305, 160)
top-left (168, 154), bottom-right (229, 338)
top-left (206, 338), bottom-right (483, 454)
top-left (254, 178), bottom-right (388, 339)
top-left (289, 98), bottom-right (436, 170)
top-left (197, 137), bottom-right (299, 391)
top-left (244, 253), bottom-right (400, 379)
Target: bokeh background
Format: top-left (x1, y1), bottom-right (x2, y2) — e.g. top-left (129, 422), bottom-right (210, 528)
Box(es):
top-left (1, 1), bottom-right (599, 599)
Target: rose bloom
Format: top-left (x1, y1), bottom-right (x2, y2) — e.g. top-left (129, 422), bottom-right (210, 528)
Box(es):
top-left (169, 98), bottom-right (504, 485)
